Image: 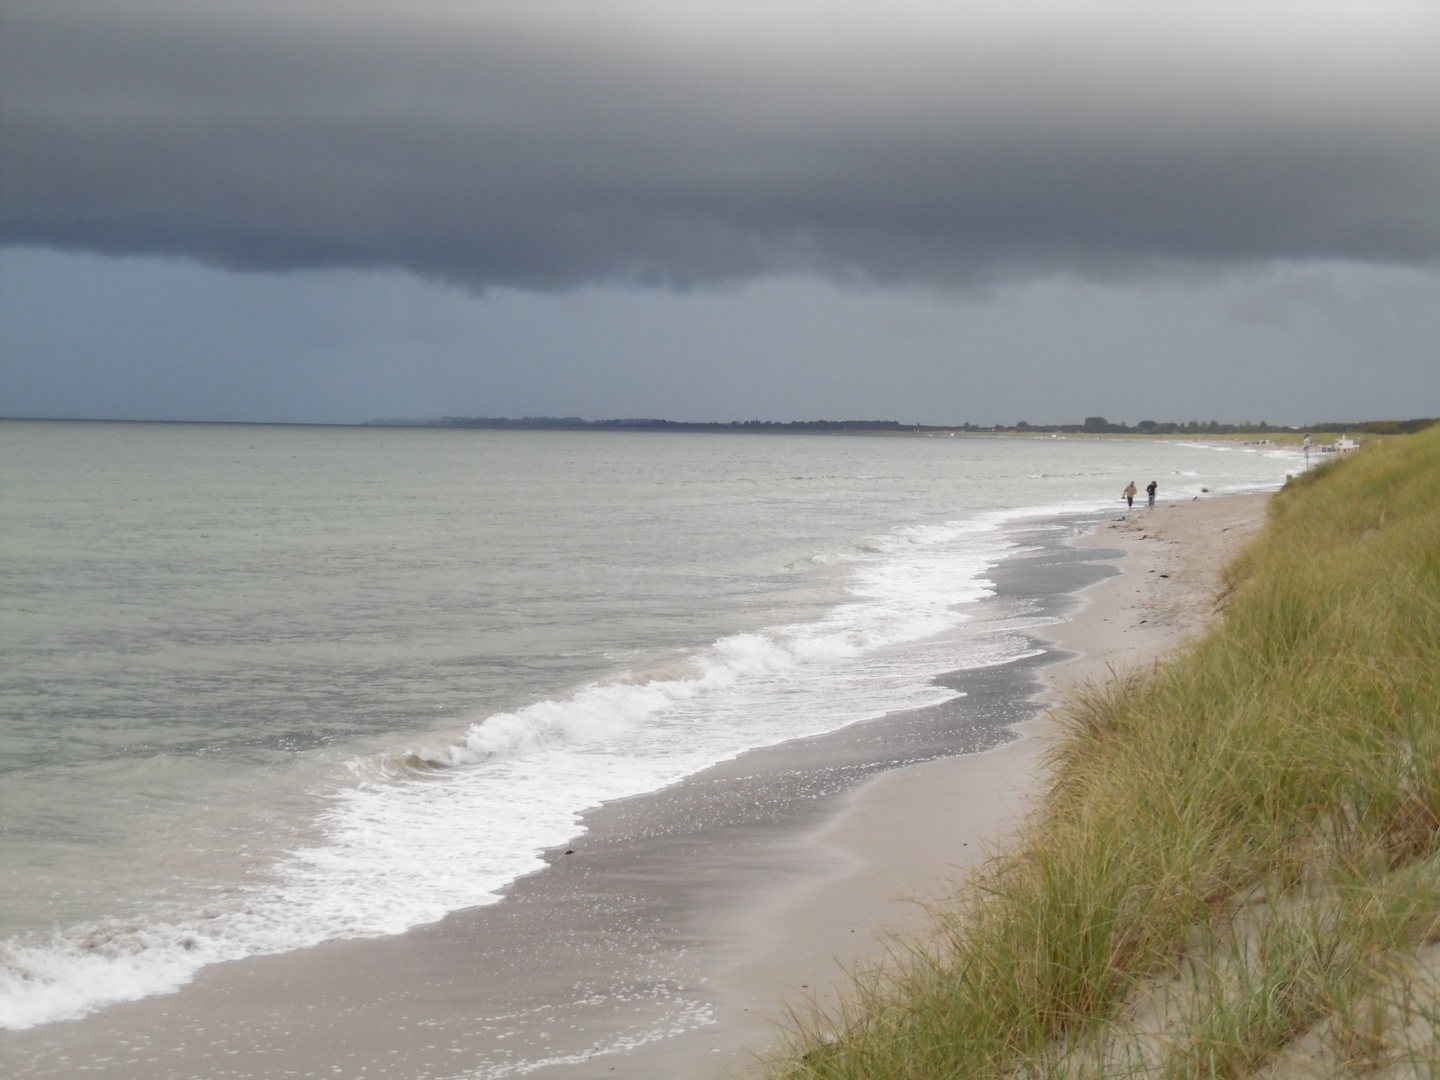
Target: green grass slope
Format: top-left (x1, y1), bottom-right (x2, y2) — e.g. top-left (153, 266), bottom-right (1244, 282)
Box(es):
top-left (774, 425), bottom-right (1440, 1080)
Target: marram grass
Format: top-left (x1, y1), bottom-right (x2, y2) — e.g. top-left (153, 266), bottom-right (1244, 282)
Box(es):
top-left (772, 425), bottom-right (1440, 1080)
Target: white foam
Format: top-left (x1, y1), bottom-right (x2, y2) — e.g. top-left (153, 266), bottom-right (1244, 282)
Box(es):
top-left (464, 992), bottom-right (717, 1079)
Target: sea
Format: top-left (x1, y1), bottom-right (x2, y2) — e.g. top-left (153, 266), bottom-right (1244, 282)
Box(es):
top-left (0, 421), bottom-right (1300, 1034)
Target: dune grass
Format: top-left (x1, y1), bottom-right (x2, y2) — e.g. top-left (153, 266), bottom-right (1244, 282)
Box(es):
top-left (772, 425), bottom-right (1440, 1080)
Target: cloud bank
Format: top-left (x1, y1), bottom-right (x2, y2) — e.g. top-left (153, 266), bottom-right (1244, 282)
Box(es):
top-left (3, 1), bottom-right (1439, 289)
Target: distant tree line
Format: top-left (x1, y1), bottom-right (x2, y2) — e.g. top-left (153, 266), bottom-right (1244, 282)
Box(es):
top-left (364, 415), bottom-right (1437, 435)
top-left (372, 416), bottom-right (920, 432)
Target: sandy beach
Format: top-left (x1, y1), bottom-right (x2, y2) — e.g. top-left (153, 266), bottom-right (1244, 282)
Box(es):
top-left (0, 493), bottom-right (1271, 1080)
top-left (698, 491), bottom-right (1273, 1077)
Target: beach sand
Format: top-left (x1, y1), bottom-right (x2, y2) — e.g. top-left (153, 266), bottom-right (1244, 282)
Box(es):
top-left (690, 491), bottom-right (1272, 1077)
top-left (0, 494), bottom-right (1269, 1080)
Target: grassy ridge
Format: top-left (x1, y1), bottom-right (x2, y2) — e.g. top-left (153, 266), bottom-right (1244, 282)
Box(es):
top-left (774, 425), bottom-right (1440, 1079)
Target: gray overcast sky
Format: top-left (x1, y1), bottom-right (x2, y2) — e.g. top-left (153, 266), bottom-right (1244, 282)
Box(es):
top-left (2, 0), bottom-right (1437, 425)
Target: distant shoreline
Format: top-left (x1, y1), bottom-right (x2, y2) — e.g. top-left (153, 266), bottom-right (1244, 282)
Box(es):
top-left (361, 415), bottom-right (1436, 437)
top-left (4, 415), bottom-right (1432, 438)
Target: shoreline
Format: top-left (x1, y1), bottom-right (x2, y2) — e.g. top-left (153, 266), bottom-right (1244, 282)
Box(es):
top-left (0, 495), bottom-right (1271, 1080)
top-left (700, 491), bottom-right (1273, 1077)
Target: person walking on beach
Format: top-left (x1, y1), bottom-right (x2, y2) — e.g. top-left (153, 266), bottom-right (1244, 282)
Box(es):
top-left (1123, 481), bottom-right (1137, 509)
top-left (1146, 480), bottom-right (1158, 507)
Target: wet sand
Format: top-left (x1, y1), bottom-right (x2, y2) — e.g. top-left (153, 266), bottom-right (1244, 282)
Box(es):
top-left (0, 495), bottom-right (1268, 1080)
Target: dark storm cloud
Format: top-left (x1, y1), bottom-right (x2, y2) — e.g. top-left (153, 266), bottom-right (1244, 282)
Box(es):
top-left (3, 1), bottom-right (1438, 289)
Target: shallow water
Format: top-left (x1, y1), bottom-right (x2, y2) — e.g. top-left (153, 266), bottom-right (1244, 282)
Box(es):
top-left (0, 422), bottom-right (1299, 1029)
